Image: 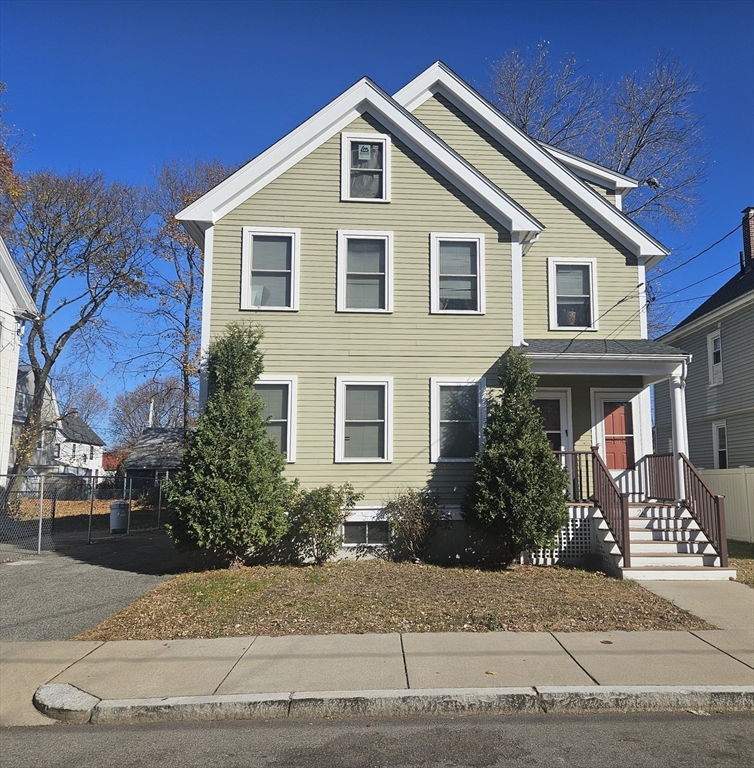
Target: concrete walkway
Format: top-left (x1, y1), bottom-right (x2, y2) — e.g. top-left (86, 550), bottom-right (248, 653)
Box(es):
top-left (2, 581), bottom-right (752, 727)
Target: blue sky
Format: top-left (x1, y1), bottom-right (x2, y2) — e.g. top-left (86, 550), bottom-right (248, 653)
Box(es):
top-left (1, 0), bottom-right (753, 437)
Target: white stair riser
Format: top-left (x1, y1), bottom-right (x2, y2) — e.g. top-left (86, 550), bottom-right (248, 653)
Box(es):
top-left (633, 519), bottom-right (699, 531)
top-left (630, 541), bottom-right (714, 554)
top-left (629, 554), bottom-right (720, 567)
top-left (629, 529), bottom-right (707, 542)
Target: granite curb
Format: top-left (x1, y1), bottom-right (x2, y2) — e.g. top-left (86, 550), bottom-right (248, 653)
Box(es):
top-left (33, 684), bottom-right (754, 725)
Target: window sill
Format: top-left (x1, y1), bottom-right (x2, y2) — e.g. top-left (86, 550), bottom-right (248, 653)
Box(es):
top-left (550, 325), bottom-right (598, 332)
top-left (242, 306), bottom-right (299, 312)
top-left (431, 310), bottom-right (485, 316)
top-left (335, 458), bottom-right (392, 464)
top-left (432, 457), bottom-right (476, 464)
top-left (340, 197), bottom-right (391, 203)
top-left (336, 308), bottom-right (393, 314)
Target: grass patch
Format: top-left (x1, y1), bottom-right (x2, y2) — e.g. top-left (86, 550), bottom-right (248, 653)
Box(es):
top-left (728, 539), bottom-right (754, 588)
top-left (75, 560), bottom-right (712, 641)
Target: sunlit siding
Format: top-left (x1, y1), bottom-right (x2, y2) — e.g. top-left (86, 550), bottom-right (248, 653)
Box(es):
top-left (210, 113), bottom-right (513, 505)
top-left (413, 94), bottom-right (643, 339)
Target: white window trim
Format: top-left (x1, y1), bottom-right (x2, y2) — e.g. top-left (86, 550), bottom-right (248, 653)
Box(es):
top-left (712, 421), bottom-right (728, 470)
top-left (430, 233), bottom-right (486, 315)
top-left (340, 132), bottom-right (392, 203)
top-left (335, 376), bottom-right (393, 463)
top-left (430, 377), bottom-right (486, 463)
top-left (707, 329), bottom-right (723, 386)
top-left (336, 230), bottom-right (394, 313)
top-left (256, 375), bottom-right (297, 463)
top-left (240, 226), bottom-right (300, 311)
top-left (341, 507), bottom-right (389, 548)
top-left (548, 257), bottom-right (599, 331)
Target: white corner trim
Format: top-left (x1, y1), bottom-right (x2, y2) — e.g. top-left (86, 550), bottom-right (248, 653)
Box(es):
top-left (340, 132), bottom-right (392, 202)
top-left (200, 225), bottom-right (215, 356)
top-left (394, 62), bottom-right (667, 264)
top-left (511, 234), bottom-right (523, 345)
top-left (335, 376), bottom-right (393, 463)
top-left (240, 226), bottom-right (301, 311)
top-left (638, 264), bottom-right (648, 339)
top-left (256, 375), bottom-right (298, 463)
top-left (336, 230), bottom-right (394, 313)
top-left (430, 376), bottom-right (486, 463)
top-left (547, 257), bottom-right (599, 332)
top-left (429, 233), bottom-right (486, 315)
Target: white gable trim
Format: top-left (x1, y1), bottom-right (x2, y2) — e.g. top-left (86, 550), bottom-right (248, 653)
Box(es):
top-left (394, 62), bottom-right (668, 266)
top-left (177, 78), bottom-right (543, 242)
top-left (0, 236), bottom-right (37, 318)
top-left (541, 145), bottom-right (637, 193)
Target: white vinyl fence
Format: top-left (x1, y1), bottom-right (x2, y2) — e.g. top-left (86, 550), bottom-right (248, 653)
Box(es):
top-left (698, 467), bottom-right (754, 543)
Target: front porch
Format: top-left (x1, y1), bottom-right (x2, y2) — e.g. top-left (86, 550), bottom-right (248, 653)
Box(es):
top-left (522, 339), bottom-right (735, 580)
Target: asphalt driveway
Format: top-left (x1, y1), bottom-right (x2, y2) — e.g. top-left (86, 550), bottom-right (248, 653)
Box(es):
top-left (0, 531), bottom-right (205, 641)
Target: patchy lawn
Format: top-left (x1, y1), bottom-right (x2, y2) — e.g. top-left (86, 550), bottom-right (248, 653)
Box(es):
top-left (729, 540), bottom-right (754, 589)
top-left (75, 560), bottom-right (712, 641)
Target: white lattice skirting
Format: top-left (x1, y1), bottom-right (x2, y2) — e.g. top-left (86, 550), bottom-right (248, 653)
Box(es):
top-left (526, 505), bottom-right (596, 565)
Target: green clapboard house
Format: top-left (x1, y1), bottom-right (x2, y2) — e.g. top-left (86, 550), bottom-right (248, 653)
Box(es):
top-left (177, 62), bottom-right (733, 579)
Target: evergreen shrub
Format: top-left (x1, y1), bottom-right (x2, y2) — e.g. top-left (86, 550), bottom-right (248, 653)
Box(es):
top-left (462, 348), bottom-right (570, 563)
top-left (382, 487), bottom-right (446, 562)
top-left (165, 324), bottom-right (290, 565)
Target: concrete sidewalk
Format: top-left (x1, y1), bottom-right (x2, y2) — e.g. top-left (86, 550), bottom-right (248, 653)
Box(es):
top-left (3, 581), bottom-right (752, 727)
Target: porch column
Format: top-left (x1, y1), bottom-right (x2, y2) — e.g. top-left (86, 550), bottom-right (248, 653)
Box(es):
top-left (669, 374), bottom-right (686, 501)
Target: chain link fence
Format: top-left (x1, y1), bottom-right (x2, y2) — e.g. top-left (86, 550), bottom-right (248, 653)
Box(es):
top-left (0, 473), bottom-right (171, 554)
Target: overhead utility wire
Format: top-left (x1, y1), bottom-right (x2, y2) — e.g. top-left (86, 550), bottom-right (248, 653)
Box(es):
top-left (654, 262), bottom-right (739, 298)
top-left (650, 224), bottom-right (742, 282)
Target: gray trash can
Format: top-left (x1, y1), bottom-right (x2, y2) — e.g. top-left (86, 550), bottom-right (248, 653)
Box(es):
top-left (110, 501), bottom-right (129, 534)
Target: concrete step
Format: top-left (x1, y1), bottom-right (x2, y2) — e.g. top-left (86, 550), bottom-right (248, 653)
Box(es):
top-left (629, 552), bottom-right (720, 568)
top-left (620, 566), bottom-right (738, 581)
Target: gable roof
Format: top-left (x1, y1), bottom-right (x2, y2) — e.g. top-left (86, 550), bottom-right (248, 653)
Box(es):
top-left (59, 413), bottom-right (105, 447)
top-left (663, 267), bottom-right (754, 338)
top-left (177, 77), bottom-right (543, 244)
top-left (124, 427), bottom-right (185, 471)
top-left (0, 236), bottom-right (37, 318)
top-left (394, 62), bottom-right (668, 266)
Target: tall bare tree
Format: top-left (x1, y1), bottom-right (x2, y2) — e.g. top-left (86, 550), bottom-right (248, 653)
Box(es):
top-left (142, 159), bottom-right (235, 440)
top-left (3, 170), bottom-right (148, 478)
top-left (488, 43), bottom-right (706, 229)
top-left (108, 377), bottom-right (186, 449)
top-left (50, 365), bottom-right (110, 430)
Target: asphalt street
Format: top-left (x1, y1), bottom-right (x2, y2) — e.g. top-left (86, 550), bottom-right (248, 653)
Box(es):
top-left (0, 530), bottom-right (205, 641)
top-left (3, 712), bottom-right (753, 768)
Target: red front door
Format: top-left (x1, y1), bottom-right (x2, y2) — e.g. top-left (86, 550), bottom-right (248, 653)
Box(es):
top-left (603, 401), bottom-right (635, 470)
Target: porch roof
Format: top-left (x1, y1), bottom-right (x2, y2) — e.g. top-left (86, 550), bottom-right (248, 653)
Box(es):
top-left (520, 339), bottom-right (690, 384)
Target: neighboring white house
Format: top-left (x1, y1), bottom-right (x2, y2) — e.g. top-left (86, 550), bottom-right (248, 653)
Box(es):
top-left (0, 236), bottom-right (37, 483)
top-left (10, 365), bottom-right (105, 478)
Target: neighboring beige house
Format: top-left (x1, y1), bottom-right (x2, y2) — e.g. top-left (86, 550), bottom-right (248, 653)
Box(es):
top-left (177, 62), bottom-right (732, 578)
top-left (0, 236), bottom-right (37, 483)
top-left (656, 207), bottom-right (754, 470)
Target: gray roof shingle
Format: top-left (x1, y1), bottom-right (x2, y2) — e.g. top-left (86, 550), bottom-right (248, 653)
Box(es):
top-left (59, 413), bottom-right (105, 446)
top-left (520, 338), bottom-right (688, 357)
top-left (124, 428), bottom-right (185, 471)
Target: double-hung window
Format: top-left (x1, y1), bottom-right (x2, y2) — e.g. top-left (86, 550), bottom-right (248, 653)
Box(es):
top-left (255, 376), bottom-right (297, 462)
top-left (241, 227), bottom-right (300, 310)
top-left (335, 377), bottom-right (392, 463)
top-left (337, 231), bottom-right (393, 312)
top-left (430, 377), bottom-right (485, 462)
top-left (707, 330), bottom-right (723, 386)
top-left (548, 258), bottom-right (598, 330)
top-left (430, 234), bottom-right (485, 314)
top-left (341, 133), bottom-right (391, 202)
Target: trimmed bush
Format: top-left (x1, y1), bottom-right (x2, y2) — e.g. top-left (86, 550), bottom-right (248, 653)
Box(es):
top-left (165, 324), bottom-right (290, 566)
top-left (462, 348), bottom-right (570, 564)
top-left (382, 488), bottom-right (446, 562)
top-left (286, 482), bottom-right (363, 565)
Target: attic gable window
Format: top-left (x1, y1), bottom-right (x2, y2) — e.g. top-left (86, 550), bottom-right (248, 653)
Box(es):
top-left (341, 133), bottom-right (391, 202)
top-left (241, 227), bottom-right (300, 311)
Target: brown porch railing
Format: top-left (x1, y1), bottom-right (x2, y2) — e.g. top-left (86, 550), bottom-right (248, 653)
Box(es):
top-left (681, 453), bottom-right (729, 567)
top-left (553, 451), bottom-right (593, 503)
top-left (590, 447), bottom-right (631, 569)
top-left (645, 453), bottom-right (676, 501)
